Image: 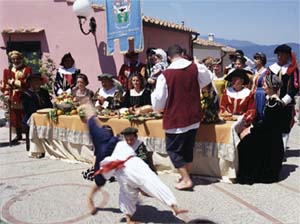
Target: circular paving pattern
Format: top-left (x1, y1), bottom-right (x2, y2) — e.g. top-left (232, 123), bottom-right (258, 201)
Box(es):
top-left (2, 183), bottom-right (109, 224)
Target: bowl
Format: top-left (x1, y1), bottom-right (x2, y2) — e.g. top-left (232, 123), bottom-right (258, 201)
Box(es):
top-left (55, 103), bottom-right (73, 112)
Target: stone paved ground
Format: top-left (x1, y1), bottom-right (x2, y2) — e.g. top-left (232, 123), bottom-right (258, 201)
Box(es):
top-left (0, 123), bottom-right (299, 224)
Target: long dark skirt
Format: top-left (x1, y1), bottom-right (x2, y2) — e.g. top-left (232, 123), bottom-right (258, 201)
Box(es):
top-left (237, 131), bottom-right (284, 185)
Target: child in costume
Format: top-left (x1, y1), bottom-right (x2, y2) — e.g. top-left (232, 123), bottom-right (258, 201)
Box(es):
top-left (80, 104), bottom-right (119, 214)
top-left (95, 127), bottom-right (188, 223)
top-left (81, 104), bottom-right (158, 216)
top-left (147, 48), bottom-right (168, 89)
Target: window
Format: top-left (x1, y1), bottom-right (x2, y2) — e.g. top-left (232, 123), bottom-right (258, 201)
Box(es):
top-left (7, 41), bottom-right (41, 74)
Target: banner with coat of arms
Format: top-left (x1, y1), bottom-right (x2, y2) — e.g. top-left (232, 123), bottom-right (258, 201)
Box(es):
top-left (105, 0), bottom-right (144, 55)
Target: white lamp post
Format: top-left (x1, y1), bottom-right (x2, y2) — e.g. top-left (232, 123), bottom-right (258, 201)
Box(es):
top-left (73, 0), bottom-right (96, 35)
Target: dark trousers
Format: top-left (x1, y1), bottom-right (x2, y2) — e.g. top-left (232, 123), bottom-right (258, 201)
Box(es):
top-left (165, 129), bottom-right (198, 168)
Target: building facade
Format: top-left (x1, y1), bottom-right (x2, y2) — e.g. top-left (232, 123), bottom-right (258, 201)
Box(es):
top-left (0, 0), bottom-right (197, 91)
top-left (193, 36), bottom-right (235, 71)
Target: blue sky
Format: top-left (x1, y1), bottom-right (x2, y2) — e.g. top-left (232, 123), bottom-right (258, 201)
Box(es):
top-left (92, 0), bottom-right (300, 45)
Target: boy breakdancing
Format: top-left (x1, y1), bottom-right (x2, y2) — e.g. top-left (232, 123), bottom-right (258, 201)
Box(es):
top-left (80, 104), bottom-right (188, 222)
top-left (95, 128), bottom-right (188, 223)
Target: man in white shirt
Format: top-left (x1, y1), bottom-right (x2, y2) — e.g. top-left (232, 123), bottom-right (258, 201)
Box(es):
top-left (151, 44), bottom-right (211, 190)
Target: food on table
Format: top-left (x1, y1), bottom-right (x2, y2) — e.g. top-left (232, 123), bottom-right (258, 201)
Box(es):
top-left (123, 111), bottom-right (162, 121)
top-left (56, 109), bottom-right (63, 116)
top-left (222, 116), bottom-right (237, 121)
top-left (96, 106), bottom-right (162, 121)
top-left (220, 111), bottom-right (237, 121)
top-left (220, 111), bottom-right (233, 117)
top-left (70, 109), bottom-right (78, 115)
top-left (97, 108), bottom-right (120, 118)
top-left (53, 93), bottom-right (75, 114)
top-left (134, 105), bottom-right (153, 115)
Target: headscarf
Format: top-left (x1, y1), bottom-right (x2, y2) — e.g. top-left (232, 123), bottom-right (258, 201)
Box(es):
top-left (265, 74), bottom-right (281, 91)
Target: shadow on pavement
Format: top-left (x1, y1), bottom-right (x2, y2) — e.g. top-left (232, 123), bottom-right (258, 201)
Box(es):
top-left (95, 207), bottom-right (122, 214)
top-left (0, 141), bottom-right (20, 148)
top-left (285, 149), bottom-right (300, 158)
top-left (129, 205), bottom-right (184, 223)
top-left (187, 218), bottom-right (218, 224)
top-left (192, 176), bottom-right (219, 186)
top-left (279, 164), bottom-right (298, 181)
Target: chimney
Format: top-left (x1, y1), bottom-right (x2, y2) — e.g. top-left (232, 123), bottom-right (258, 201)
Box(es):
top-left (208, 33), bottom-right (215, 42)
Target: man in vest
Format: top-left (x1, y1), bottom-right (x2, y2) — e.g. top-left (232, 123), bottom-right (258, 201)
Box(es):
top-left (151, 44), bottom-right (212, 190)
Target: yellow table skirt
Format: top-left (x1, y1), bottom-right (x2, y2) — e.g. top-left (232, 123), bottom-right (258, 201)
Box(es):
top-left (29, 114), bottom-right (239, 180)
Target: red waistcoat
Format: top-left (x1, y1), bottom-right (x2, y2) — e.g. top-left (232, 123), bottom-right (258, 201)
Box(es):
top-left (163, 63), bottom-right (201, 130)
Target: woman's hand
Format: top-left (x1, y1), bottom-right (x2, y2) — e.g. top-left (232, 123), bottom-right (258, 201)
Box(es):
top-left (98, 96), bottom-right (105, 104)
top-left (239, 126), bottom-right (250, 139)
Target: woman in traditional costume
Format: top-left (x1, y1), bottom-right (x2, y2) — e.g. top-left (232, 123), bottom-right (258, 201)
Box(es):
top-left (71, 73), bottom-right (94, 103)
top-left (211, 58), bottom-right (227, 102)
top-left (122, 73), bottom-right (151, 110)
top-left (237, 74), bottom-right (285, 184)
top-left (94, 73), bottom-right (123, 110)
top-left (251, 52), bottom-right (268, 123)
top-left (220, 69), bottom-right (256, 125)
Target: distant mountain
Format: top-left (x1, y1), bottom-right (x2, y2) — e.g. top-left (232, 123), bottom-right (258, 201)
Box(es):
top-left (211, 37), bottom-right (258, 48)
top-left (202, 36), bottom-right (300, 66)
top-left (231, 43), bottom-right (300, 66)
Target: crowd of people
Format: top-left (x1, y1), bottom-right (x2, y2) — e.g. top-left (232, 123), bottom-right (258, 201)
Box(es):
top-left (1, 43), bottom-right (299, 223)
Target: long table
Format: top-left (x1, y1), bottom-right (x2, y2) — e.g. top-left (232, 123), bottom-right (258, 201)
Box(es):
top-left (28, 114), bottom-right (239, 181)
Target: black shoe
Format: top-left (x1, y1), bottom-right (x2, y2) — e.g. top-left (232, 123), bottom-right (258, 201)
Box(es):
top-left (108, 177), bottom-right (116, 182)
top-left (11, 136), bottom-right (22, 144)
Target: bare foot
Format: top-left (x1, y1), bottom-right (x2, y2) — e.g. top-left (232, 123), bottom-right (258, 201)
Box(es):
top-left (128, 221), bottom-right (140, 224)
top-left (126, 214), bottom-right (141, 224)
top-left (171, 204), bottom-right (189, 215)
top-left (87, 198), bottom-right (97, 215)
top-left (175, 177), bottom-right (182, 183)
top-left (175, 180), bottom-right (193, 191)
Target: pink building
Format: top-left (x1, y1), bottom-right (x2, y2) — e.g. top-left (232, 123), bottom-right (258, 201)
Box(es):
top-left (0, 0), bottom-right (198, 92)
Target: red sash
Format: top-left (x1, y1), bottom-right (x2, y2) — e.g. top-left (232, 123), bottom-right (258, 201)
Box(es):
top-left (93, 156), bottom-right (133, 177)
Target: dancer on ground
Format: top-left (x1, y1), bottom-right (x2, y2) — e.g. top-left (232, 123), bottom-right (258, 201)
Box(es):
top-left (96, 125), bottom-right (188, 223)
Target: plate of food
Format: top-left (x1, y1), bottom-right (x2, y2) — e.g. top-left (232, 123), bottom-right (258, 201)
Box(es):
top-left (222, 116), bottom-right (237, 121)
top-left (98, 115), bottom-right (120, 119)
top-left (220, 111), bottom-right (237, 121)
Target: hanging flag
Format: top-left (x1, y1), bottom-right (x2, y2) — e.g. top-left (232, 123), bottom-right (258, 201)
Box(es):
top-left (105, 0), bottom-right (144, 55)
